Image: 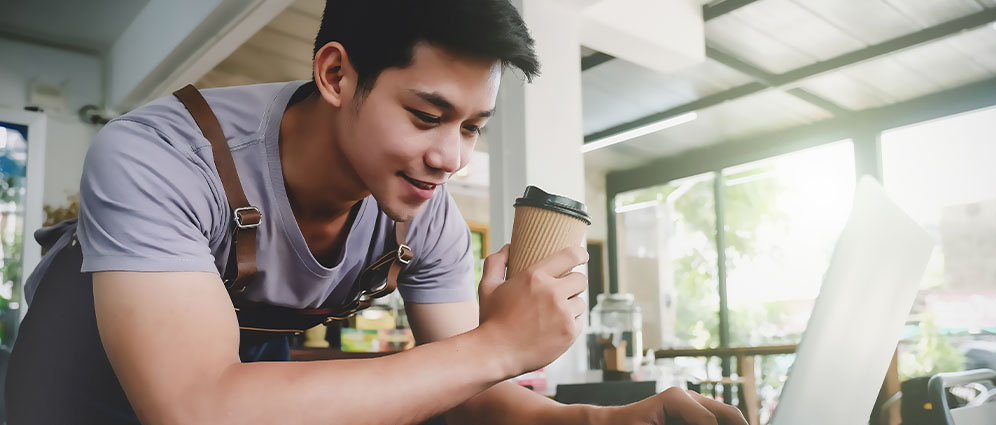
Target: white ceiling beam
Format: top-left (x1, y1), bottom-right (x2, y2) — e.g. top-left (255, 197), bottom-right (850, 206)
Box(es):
top-left (244, 27), bottom-right (315, 68)
top-left (219, 44), bottom-right (312, 83)
top-left (288, 0), bottom-right (325, 19)
top-left (266, 8), bottom-right (322, 42)
top-left (579, 0), bottom-right (705, 73)
top-left (107, 0), bottom-right (294, 110)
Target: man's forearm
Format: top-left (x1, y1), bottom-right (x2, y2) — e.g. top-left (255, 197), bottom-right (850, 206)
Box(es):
top-left (188, 326), bottom-right (514, 425)
top-left (446, 381), bottom-right (605, 425)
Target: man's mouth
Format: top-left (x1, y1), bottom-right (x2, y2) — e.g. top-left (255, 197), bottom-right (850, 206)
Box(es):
top-left (400, 173), bottom-right (439, 190)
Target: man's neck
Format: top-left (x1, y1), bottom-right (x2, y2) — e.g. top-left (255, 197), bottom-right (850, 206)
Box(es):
top-left (279, 91), bottom-right (369, 223)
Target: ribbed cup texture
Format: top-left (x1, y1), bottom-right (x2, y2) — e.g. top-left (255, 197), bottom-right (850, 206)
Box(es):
top-left (507, 206), bottom-right (588, 277)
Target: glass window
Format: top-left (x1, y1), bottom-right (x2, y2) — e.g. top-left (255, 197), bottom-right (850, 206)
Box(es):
top-left (881, 106), bottom-right (996, 380)
top-left (722, 141), bottom-right (856, 347)
top-left (610, 107), bottom-right (996, 423)
top-left (615, 173), bottom-right (720, 395)
top-left (0, 122), bottom-right (29, 348)
top-left (720, 141), bottom-right (855, 423)
top-left (616, 173), bottom-right (719, 350)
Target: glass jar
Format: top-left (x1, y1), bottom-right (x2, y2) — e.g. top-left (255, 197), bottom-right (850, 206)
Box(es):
top-left (588, 293), bottom-right (642, 372)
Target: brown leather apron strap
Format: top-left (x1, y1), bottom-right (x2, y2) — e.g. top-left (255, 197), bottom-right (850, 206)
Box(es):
top-left (172, 84), bottom-right (260, 294)
top-left (386, 220), bottom-right (411, 296)
top-left (327, 219), bottom-right (412, 321)
top-left (235, 220), bottom-right (413, 334)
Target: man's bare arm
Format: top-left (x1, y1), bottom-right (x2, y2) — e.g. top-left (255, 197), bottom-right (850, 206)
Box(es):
top-left (93, 246), bottom-right (588, 425)
top-left (94, 271), bottom-right (510, 425)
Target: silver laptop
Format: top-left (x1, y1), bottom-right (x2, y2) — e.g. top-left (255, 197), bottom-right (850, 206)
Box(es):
top-left (770, 176), bottom-right (935, 425)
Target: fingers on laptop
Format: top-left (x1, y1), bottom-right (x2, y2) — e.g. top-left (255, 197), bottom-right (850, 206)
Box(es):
top-left (685, 389), bottom-right (749, 425)
top-left (658, 386), bottom-right (748, 425)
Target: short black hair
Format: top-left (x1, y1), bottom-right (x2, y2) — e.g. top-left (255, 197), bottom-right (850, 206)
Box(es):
top-left (314, 0), bottom-right (540, 95)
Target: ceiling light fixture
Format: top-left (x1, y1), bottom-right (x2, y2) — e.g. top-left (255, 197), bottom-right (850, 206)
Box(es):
top-left (581, 112), bottom-right (698, 154)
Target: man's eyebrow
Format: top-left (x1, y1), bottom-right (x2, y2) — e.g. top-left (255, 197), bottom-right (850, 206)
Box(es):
top-left (409, 89), bottom-right (494, 118)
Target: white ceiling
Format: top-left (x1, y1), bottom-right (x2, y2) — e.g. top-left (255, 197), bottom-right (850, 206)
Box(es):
top-left (582, 55), bottom-right (753, 134)
top-left (0, 0), bottom-right (149, 53)
top-left (796, 26), bottom-right (996, 111)
top-left (581, 0), bottom-right (996, 171)
top-left (705, 0), bottom-right (993, 74)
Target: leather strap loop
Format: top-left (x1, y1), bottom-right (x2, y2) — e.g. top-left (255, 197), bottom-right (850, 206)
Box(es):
top-left (382, 220), bottom-right (411, 299)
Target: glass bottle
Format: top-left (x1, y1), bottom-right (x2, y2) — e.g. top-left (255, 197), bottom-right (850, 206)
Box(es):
top-left (589, 293), bottom-right (643, 372)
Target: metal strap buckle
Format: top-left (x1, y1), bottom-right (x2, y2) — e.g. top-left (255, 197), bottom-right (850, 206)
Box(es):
top-left (223, 279), bottom-right (246, 293)
top-left (325, 302), bottom-right (362, 323)
top-left (233, 206), bottom-right (262, 229)
top-left (366, 279), bottom-right (389, 295)
top-left (396, 244), bottom-right (413, 265)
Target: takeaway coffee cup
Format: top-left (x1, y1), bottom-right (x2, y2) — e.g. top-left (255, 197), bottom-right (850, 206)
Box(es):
top-left (507, 186), bottom-right (592, 277)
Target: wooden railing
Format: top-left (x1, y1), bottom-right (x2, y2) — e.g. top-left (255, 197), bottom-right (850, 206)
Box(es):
top-left (654, 345), bottom-right (797, 425)
top-left (654, 345), bottom-right (900, 425)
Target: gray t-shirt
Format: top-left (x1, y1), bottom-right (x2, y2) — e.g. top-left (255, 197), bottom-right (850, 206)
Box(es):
top-left (56, 81), bottom-right (473, 308)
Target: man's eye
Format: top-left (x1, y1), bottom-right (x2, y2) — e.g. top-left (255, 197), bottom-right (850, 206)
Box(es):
top-left (407, 108), bottom-right (440, 124)
top-left (463, 124), bottom-right (482, 135)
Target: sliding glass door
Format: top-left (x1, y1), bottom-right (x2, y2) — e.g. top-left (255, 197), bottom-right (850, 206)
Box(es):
top-left (0, 108), bottom-right (47, 349)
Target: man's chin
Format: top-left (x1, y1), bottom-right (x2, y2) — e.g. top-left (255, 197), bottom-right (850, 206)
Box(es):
top-left (380, 200), bottom-right (427, 223)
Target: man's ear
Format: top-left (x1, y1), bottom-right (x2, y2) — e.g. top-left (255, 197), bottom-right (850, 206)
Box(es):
top-left (313, 41), bottom-right (356, 108)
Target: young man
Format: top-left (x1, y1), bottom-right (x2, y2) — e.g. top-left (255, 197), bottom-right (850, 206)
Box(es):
top-left (7, 1), bottom-right (747, 424)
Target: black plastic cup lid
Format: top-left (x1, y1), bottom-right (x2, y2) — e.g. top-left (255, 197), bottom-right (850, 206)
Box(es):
top-left (513, 186), bottom-right (591, 225)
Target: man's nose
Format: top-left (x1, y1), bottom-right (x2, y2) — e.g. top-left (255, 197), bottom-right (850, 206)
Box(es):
top-left (425, 129), bottom-right (462, 174)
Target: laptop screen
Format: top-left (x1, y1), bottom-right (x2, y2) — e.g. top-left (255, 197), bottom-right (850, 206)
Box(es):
top-left (771, 177), bottom-right (935, 425)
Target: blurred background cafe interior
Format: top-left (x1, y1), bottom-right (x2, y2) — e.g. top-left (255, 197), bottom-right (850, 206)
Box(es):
top-left (1, 0), bottom-right (995, 424)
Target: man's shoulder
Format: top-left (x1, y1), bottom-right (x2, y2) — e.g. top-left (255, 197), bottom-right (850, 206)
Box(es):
top-left (103, 81), bottom-right (300, 152)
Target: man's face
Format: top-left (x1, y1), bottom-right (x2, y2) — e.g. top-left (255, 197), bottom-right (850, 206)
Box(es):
top-left (339, 43), bottom-right (501, 222)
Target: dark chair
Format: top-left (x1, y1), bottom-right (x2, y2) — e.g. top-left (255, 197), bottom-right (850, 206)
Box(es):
top-left (555, 381), bottom-right (657, 406)
top-left (928, 369), bottom-right (996, 425)
top-left (0, 344), bottom-right (10, 424)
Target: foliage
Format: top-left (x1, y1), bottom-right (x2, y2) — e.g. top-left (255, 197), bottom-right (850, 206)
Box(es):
top-left (43, 192), bottom-right (80, 227)
top-left (0, 174), bottom-right (25, 302)
top-left (471, 230), bottom-right (483, 296)
top-left (898, 312), bottom-right (966, 381)
top-left (669, 178), bottom-right (718, 348)
top-left (637, 166), bottom-right (783, 349)
top-left (619, 166), bottom-right (788, 424)
top-left (673, 250), bottom-right (719, 347)
top-left (0, 173), bottom-right (25, 344)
